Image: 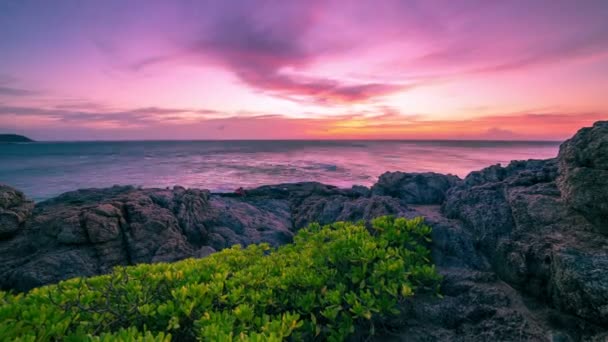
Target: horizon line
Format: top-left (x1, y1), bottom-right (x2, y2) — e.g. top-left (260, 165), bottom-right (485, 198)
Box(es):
top-left (6, 138), bottom-right (564, 143)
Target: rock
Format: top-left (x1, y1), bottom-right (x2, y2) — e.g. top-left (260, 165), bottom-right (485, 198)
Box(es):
top-left (243, 182), bottom-right (342, 199)
top-left (195, 246), bottom-right (216, 258)
top-left (442, 181), bottom-right (514, 255)
top-left (350, 185), bottom-right (371, 197)
top-left (56, 215), bottom-right (87, 244)
top-left (8, 250), bottom-right (99, 291)
top-left (172, 188), bottom-right (211, 246)
top-left (83, 205), bottom-right (122, 243)
top-left (371, 172), bottom-right (460, 204)
top-left (0, 184), bottom-right (313, 291)
top-left (0, 211), bottom-right (20, 237)
top-left (292, 194), bottom-right (412, 229)
top-left (550, 248), bottom-right (608, 324)
top-left (379, 268), bottom-right (607, 342)
top-left (409, 205), bottom-right (487, 270)
top-left (442, 155), bottom-right (608, 328)
top-left (557, 121), bottom-right (608, 234)
top-left (0, 185), bottom-right (34, 238)
top-left (204, 196), bottom-right (293, 247)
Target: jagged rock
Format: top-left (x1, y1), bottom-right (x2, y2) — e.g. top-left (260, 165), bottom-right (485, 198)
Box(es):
top-left (243, 182), bottom-right (342, 199)
top-left (0, 185), bottom-right (33, 238)
top-left (204, 196), bottom-right (293, 248)
top-left (56, 215), bottom-right (87, 244)
top-left (371, 172), bottom-right (460, 204)
top-left (409, 205), bottom-right (487, 270)
top-left (0, 185), bottom-right (295, 291)
top-left (171, 187), bottom-right (211, 246)
top-left (0, 211), bottom-right (21, 237)
top-left (442, 156), bottom-right (608, 328)
top-left (292, 194), bottom-right (412, 229)
top-left (350, 185), bottom-right (371, 197)
top-left (83, 204), bottom-right (123, 243)
top-left (381, 268), bottom-right (608, 342)
top-left (557, 121), bottom-right (608, 234)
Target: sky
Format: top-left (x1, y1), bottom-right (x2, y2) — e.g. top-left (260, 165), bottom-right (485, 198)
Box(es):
top-left (0, 0), bottom-right (607, 141)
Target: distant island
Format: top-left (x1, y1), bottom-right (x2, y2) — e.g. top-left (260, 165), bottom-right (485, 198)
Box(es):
top-left (0, 134), bottom-right (34, 143)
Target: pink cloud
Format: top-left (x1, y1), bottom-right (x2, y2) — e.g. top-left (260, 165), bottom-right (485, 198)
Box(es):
top-left (1, 1), bottom-right (608, 139)
top-left (1, 102), bottom-right (603, 141)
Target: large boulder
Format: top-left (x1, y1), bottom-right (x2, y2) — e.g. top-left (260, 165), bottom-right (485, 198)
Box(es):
top-left (0, 185), bottom-right (34, 238)
top-left (557, 121), bottom-right (608, 234)
top-left (442, 154), bottom-right (608, 327)
top-left (442, 159), bottom-right (558, 254)
top-left (372, 172), bottom-right (460, 204)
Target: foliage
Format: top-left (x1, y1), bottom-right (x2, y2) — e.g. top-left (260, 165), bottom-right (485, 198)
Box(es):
top-left (0, 216), bottom-right (441, 341)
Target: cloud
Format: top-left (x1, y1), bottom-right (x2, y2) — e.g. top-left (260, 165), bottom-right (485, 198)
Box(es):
top-left (412, 29), bottom-right (608, 74)
top-left (118, 1), bottom-right (411, 105)
top-left (0, 104), bottom-right (207, 129)
top-left (108, 1), bottom-right (608, 107)
top-left (239, 74), bottom-right (408, 105)
top-left (315, 111), bottom-right (606, 140)
top-left (470, 31), bottom-right (608, 75)
top-left (193, 4), bottom-right (409, 104)
top-left (128, 54), bottom-right (177, 72)
top-left (478, 127), bottom-right (523, 140)
top-left (0, 76), bottom-right (39, 97)
top-left (0, 86), bottom-right (38, 97)
top-left (1, 101), bottom-right (603, 141)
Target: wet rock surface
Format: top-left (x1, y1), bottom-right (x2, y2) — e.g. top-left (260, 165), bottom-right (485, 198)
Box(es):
top-left (1, 121), bottom-right (607, 341)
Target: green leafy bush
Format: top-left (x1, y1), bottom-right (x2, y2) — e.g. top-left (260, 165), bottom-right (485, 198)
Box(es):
top-left (0, 216), bottom-right (441, 341)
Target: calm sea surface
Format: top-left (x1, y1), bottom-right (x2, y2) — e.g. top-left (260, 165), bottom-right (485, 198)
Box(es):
top-left (0, 140), bottom-right (561, 201)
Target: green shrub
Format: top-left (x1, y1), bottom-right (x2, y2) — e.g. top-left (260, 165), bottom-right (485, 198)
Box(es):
top-left (0, 216), bottom-right (441, 341)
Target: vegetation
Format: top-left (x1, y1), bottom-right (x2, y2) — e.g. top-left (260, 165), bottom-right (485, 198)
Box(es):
top-left (0, 216), bottom-right (441, 341)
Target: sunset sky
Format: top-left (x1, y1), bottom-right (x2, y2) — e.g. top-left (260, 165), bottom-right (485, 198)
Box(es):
top-left (0, 0), bottom-right (606, 140)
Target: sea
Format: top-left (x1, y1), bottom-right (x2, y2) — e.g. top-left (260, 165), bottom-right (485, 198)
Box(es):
top-left (0, 140), bottom-right (561, 202)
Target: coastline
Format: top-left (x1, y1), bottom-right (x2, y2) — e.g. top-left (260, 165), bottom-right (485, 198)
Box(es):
top-left (1, 121), bottom-right (606, 340)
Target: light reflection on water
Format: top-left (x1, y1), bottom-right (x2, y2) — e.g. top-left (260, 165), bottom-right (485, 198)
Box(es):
top-left (0, 140), bottom-right (561, 201)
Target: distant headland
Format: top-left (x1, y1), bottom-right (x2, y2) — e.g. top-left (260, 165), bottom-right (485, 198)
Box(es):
top-left (0, 134), bottom-right (34, 143)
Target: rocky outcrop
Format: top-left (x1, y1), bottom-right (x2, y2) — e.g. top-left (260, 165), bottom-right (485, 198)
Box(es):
top-left (436, 122), bottom-right (608, 338)
top-left (0, 185), bottom-right (33, 238)
top-left (557, 121), bottom-right (608, 234)
top-left (0, 182), bottom-right (413, 292)
top-left (0, 121), bottom-right (607, 341)
top-left (372, 171), bottom-right (460, 204)
top-left (440, 156), bottom-right (608, 331)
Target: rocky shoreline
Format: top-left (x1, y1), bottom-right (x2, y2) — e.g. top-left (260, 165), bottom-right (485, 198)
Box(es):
top-left (1, 121), bottom-right (606, 341)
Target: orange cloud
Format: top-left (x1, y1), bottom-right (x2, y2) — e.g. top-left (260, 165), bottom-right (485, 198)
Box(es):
top-left (313, 112), bottom-right (606, 140)
top-left (1, 101), bottom-right (603, 141)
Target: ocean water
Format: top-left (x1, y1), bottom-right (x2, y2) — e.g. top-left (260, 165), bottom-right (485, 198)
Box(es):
top-left (0, 140), bottom-right (561, 201)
